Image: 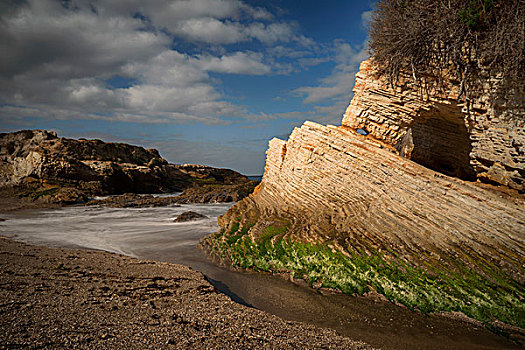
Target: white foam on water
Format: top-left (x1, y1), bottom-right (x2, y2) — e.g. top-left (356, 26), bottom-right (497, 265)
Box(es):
top-left (0, 202), bottom-right (232, 262)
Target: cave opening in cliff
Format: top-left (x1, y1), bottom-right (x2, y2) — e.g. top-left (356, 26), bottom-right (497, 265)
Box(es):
top-left (399, 107), bottom-right (476, 181)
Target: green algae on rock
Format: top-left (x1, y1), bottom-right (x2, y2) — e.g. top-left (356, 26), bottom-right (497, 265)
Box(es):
top-left (202, 218), bottom-right (525, 328)
top-left (201, 116), bottom-right (524, 329)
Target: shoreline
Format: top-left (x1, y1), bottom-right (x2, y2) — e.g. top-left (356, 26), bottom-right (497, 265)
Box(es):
top-left (2, 199), bottom-right (523, 349)
top-left (0, 236), bottom-right (370, 349)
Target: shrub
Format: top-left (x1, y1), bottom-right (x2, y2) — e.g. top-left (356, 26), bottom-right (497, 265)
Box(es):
top-left (369, 0), bottom-right (525, 101)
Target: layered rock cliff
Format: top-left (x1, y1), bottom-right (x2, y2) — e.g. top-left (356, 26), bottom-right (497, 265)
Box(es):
top-left (343, 59), bottom-right (525, 190)
top-left (202, 60), bottom-right (525, 328)
top-left (0, 130), bottom-right (251, 204)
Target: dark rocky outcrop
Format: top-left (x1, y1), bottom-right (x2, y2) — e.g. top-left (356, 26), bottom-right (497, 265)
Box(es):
top-left (175, 181), bottom-right (259, 204)
top-left (174, 211), bottom-right (208, 222)
top-left (85, 181), bottom-right (259, 208)
top-left (86, 193), bottom-right (181, 208)
top-left (0, 130), bottom-right (252, 205)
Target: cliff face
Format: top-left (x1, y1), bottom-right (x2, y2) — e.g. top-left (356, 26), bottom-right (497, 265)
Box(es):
top-left (202, 60), bottom-right (525, 328)
top-left (0, 130), bottom-right (249, 203)
top-left (343, 59), bottom-right (525, 190)
top-left (214, 122), bottom-right (524, 276)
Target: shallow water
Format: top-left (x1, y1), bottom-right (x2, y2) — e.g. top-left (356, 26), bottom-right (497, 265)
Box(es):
top-left (0, 204), bottom-right (520, 350)
top-left (0, 202), bottom-right (229, 267)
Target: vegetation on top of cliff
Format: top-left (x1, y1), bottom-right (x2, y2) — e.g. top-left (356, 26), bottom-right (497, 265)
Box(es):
top-left (369, 0), bottom-right (524, 101)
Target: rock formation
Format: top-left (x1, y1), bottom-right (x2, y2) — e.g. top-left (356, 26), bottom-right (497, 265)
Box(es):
top-left (0, 130), bottom-right (251, 204)
top-left (175, 181), bottom-right (259, 204)
top-left (343, 59), bottom-right (525, 191)
top-left (174, 211), bottom-right (208, 222)
top-left (202, 60), bottom-right (525, 328)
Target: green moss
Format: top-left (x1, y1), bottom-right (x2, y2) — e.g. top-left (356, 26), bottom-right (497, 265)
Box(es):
top-left (258, 225), bottom-right (287, 243)
top-left (225, 222), bottom-right (245, 245)
top-left (229, 222), bottom-right (240, 234)
top-left (208, 221), bottom-right (525, 328)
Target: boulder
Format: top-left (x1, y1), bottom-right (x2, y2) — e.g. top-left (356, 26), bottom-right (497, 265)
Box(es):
top-left (174, 211), bottom-right (208, 222)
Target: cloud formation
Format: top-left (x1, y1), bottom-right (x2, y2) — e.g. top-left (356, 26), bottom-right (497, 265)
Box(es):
top-left (0, 0), bottom-right (307, 125)
top-left (0, 0), bottom-right (372, 174)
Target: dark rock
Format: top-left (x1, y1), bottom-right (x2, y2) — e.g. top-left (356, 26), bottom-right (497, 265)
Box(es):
top-left (0, 130), bottom-right (252, 204)
top-left (89, 180), bottom-right (259, 208)
top-left (53, 187), bottom-right (89, 204)
top-left (88, 193), bottom-right (155, 208)
top-left (175, 181), bottom-right (259, 204)
top-left (174, 211), bottom-right (208, 222)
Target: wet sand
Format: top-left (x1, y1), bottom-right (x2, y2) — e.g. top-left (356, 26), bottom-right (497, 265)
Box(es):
top-left (0, 237), bottom-right (370, 349)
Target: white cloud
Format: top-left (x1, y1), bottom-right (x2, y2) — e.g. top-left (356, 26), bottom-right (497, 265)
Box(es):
top-left (175, 18), bottom-right (247, 44)
top-left (275, 100), bottom-right (348, 126)
top-left (91, 0), bottom-right (246, 25)
top-left (246, 22), bottom-right (296, 44)
top-left (95, 0), bottom-right (294, 45)
top-left (276, 38), bottom-right (370, 126)
top-left (1, 0), bottom-right (363, 133)
top-left (0, 0), bottom-right (307, 125)
top-left (172, 17), bottom-right (300, 45)
top-left (361, 10), bottom-right (373, 28)
top-left (239, 3), bottom-right (274, 21)
top-left (158, 0), bottom-right (242, 22)
top-left (196, 52), bottom-right (271, 75)
top-left (0, 1), bottom-right (169, 79)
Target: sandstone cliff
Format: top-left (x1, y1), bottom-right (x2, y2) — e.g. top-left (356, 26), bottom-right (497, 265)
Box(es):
top-left (343, 59), bottom-right (525, 191)
top-left (202, 60), bottom-right (525, 328)
top-left (0, 130), bottom-right (250, 204)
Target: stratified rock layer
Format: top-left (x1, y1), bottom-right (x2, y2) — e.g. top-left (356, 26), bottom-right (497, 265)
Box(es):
top-left (343, 59), bottom-right (525, 191)
top-left (203, 59), bottom-right (525, 327)
top-left (204, 120), bottom-right (524, 327)
top-left (221, 121), bottom-right (524, 280)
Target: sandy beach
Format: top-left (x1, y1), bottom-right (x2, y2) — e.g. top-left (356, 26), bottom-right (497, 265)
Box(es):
top-left (0, 237), bottom-right (371, 349)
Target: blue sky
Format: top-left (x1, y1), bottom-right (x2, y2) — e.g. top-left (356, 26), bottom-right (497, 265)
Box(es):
top-left (0, 0), bottom-right (373, 175)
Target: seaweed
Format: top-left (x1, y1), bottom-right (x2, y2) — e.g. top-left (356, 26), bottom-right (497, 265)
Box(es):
top-left (207, 221), bottom-right (525, 328)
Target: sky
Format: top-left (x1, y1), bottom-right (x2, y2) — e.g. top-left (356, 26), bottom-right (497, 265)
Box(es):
top-left (0, 0), bottom-right (374, 175)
